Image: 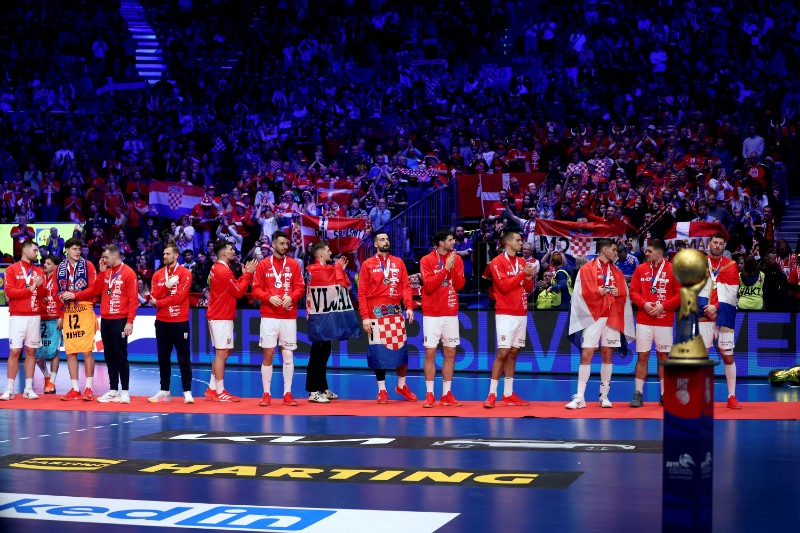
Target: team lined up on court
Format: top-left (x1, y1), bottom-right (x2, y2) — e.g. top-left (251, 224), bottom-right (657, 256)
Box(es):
top-left (1, 229), bottom-right (743, 410)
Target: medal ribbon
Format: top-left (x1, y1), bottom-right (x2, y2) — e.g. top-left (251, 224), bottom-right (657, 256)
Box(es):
top-left (707, 257), bottom-right (721, 288)
top-left (505, 252), bottom-right (520, 275)
top-left (651, 259), bottom-right (666, 293)
top-left (107, 265), bottom-right (122, 294)
top-left (438, 253), bottom-right (450, 282)
top-left (21, 262), bottom-right (33, 287)
top-left (270, 256), bottom-right (286, 286)
top-left (377, 254), bottom-right (391, 283)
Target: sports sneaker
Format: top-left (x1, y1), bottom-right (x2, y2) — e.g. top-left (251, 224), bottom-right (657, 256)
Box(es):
top-left (204, 386), bottom-right (217, 399)
top-left (423, 392), bottom-right (436, 408)
top-left (119, 392), bottom-right (131, 404)
top-left (283, 393), bottom-right (298, 406)
top-left (500, 393), bottom-right (529, 406)
top-left (726, 395), bottom-right (743, 409)
top-left (599, 393), bottom-right (613, 408)
top-left (184, 392), bottom-right (195, 404)
top-left (394, 385), bottom-right (418, 402)
top-left (97, 391), bottom-right (120, 403)
top-left (324, 390), bottom-right (339, 400)
top-left (259, 393), bottom-right (271, 406)
top-left (43, 377), bottom-right (56, 394)
top-left (22, 389), bottom-right (39, 400)
top-left (0, 390), bottom-right (14, 401)
top-left (565, 395), bottom-right (586, 410)
top-left (308, 392), bottom-right (330, 403)
top-left (82, 388), bottom-right (94, 401)
top-left (630, 390), bottom-right (643, 408)
top-left (659, 394), bottom-right (664, 406)
top-left (483, 393), bottom-right (497, 408)
top-left (440, 392), bottom-right (462, 407)
top-left (376, 390), bottom-right (389, 404)
top-left (215, 390), bottom-right (241, 403)
top-left (148, 391), bottom-right (172, 403)
top-left (61, 388), bottom-right (81, 401)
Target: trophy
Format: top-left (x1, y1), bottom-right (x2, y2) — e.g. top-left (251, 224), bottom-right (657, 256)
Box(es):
top-left (669, 249), bottom-right (710, 362)
top-left (768, 366), bottom-right (800, 386)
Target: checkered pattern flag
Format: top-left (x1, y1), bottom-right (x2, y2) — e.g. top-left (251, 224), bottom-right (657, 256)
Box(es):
top-left (534, 219), bottom-right (628, 258)
top-left (368, 315), bottom-right (407, 351)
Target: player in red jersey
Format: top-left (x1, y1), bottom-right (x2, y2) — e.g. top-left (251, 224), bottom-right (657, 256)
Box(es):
top-left (252, 231), bottom-right (305, 407)
top-left (420, 229), bottom-right (465, 407)
top-left (484, 231), bottom-right (536, 408)
top-left (629, 239), bottom-right (680, 407)
top-left (205, 240), bottom-right (258, 402)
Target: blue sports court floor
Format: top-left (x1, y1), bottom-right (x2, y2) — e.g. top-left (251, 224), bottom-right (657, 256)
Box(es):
top-left (0, 362), bottom-right (798, 533)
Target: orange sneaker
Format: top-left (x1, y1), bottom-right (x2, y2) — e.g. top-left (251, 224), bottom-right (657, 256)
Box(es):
top-left (376, 390), bottom-right (389, 404)
top-left (204, 387), bottom-right (218, 400)
top-left (394, 385), bottom-right (418, 402)
top-left (283, 393), bottom-right (298, 406)
top-left (82, 387), bottom-right (94, 401)
top-left (484, 393), bottom-right (497, 409)
top-left (440, 392), bottom-right (462, 407)
top-left (43, 377), bottom-right (56, 394)
top-left (214, 390), bottom-right (241, 403)
top-left (500, 393), bottom-right (530, 406)
top-left (423, 392), bottom-right (436, 408)
top-left (726, 395), bottom-right (743, 409)
top-left (61, 389), bottom-right (81, 401)
top-left (259, 393), bottom-right (271, 406)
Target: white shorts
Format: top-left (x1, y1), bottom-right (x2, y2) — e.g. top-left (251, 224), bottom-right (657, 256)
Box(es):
top-left (8, 315), bottom-right (42, 350)
top-left (496, 314), bottom-right (527, 349)
top-left (259, 318), bottom-right (298, 350)
top-left (423, 316), bottom-right (460, 348)
top-left (208, 320), bottom-right (234, 350)
top-left (582, 317), bottom-right (621, 348)
top-left (699, 322), bottom-right (734, 356)
top-left (635, 325), bottom-right (674, 353)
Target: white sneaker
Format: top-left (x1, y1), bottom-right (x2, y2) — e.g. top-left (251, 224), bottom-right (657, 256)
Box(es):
top-left (23, 389), bottom-right (39, 400)
top-left (148, 391), bottom-right (172, 403)
top-left (324, 389), bottom-right (339, 400)
top-left (0, 389), bottom-right (14, 401)
top-left (565, 395), bottom-right (586, 410)
top-left (599, 394), bottom-right (613, 408)
top-left (97, 391), bottom-right (120, 403)
top-left (184, 392), bottom-right (195, 404)
top-left (309, 392), bottom-right (330, 403)
top-left (119, 391), bottom-right (131, 404)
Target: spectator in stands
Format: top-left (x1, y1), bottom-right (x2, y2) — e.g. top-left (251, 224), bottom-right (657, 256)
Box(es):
top-left (369, 198), bottom-right (392, 231)
top-left (10, 214), bottom-right (34, 260)
top-left (614, 244), bottom-right (639, 277)
top-left (738, 257), bottom-right (764, 310)
top-left (41, 227), bottom-right (65, 261)
top-left (762, 252), bottom-right (791, 311)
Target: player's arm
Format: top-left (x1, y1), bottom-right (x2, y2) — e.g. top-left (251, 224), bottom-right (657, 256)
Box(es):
top-left (333, 261), bottom-right (351, 288)
top-left (3, 266), bottom-right (32, 298)
top-left (491, 262), bottom-right (527, 292)
top-left (289, 262), bottom-right (305, 303)
top-left (155, 269), bottom-right (192, 308)
top-left (452, 256), bottom-right (466, 291)
top-left (149, 271), bottom-right (169, 300)
top-left (126, 269), bottom-right (138, 324)
top-left (400, 263), bottom-right (415, 312)
top-left (629, 266), bottom-right (646, 308)
top-left (229, 269), bottom-right (253, 298)
top-left (663, 271), bottom-right (681, 311)
top-left (420, 255), bottom-right (443, 296)
top-left (73, 262), bottom-right (100, 301)
top-left (250, 261), bottom-right (271, 302)
top-left (357, 262), bottom-right (371, 320)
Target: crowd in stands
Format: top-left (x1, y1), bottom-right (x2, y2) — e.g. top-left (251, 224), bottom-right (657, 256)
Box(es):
top-left (1, 0), bottom-right (800, 308)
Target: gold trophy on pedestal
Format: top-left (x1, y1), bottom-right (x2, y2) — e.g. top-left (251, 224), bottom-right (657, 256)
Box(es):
top-left (669, 249), bottom-right (711, 363)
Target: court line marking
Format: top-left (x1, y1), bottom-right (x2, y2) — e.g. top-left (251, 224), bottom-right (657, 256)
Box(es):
top-left (0, 413), bottom-right (170, 444)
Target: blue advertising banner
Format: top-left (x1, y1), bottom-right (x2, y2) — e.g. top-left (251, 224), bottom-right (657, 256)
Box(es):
top-left (0, 308), bottom-right (796, 376)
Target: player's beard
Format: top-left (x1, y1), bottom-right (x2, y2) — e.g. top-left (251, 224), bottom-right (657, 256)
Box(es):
top-left (380, 244), bottom-right (390, 253)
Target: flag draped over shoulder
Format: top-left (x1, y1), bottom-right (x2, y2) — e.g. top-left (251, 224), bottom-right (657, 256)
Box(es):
top-left (148, 180), bottom-right (205, 218)
top-left (697, 258), bottom-right (738, 330)
top-left (568, 260), bottom-right (636, 351)
top-left (535, 219), bottom-right (628, 258)
top-left (306, 263), bottom-right (361, 342)
top-left (300, 215), bottom-right (366, 254)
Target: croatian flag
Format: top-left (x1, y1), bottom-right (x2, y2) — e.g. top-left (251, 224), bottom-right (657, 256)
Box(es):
top-left (149, 180), bottom-right (205, 219)
top-left (300, 215), bottom-right (366, 254)
top-left (306, 263), bottom-right (361, 342)
top-left (534, 219), bottom-right (628, 257)
top-left (664, 222), bottom-right (729, 250)
top-left (697, 256), bottom-right (739, 331)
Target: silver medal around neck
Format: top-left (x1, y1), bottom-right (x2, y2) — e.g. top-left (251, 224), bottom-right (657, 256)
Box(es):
top-left (383, 278), bottom-right (391, 285)
top-left (274, 281), bottom-right (283, 289)
top-left (650, 286), bottom-right (658, 294)
top-left (442, 280), bottom-right (449, 287)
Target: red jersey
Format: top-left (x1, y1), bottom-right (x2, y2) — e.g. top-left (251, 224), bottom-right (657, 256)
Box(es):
top-left (10, 225), bottom-right (35, 258)
top-left (207, 261), bottom-right (253, 320)
top-left (777, 253), bottom-right (797, 279)
top-left (420, 251), bottom-right (465, 317)
top-left (788, 265), bottom-right (800, 300)
top-left (92, 263), bottom-right (138, 323)
top-left (252, 256), bottom-right (305, 319)
top-left (150, 264), bottom-right (192, 322)
top-left (358, 253), bottom-right (414, 320)
top-left (40, 271), bottom-right (63, 319)
top-left (127, 199), bottom-right (147, 227)
top-left (489, 253), bottom-right (534, 316)
top-left (5, 260), bottom-right (45, 316)
top-left (629, 260), bottom-right (681, 326)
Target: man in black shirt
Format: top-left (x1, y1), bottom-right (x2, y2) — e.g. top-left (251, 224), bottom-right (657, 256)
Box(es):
top-left (383, 174), bottom-right (409, 217)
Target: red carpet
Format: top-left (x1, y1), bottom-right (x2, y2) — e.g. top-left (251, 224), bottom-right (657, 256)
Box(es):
top-left (0, 395), bottom-right (797, 419)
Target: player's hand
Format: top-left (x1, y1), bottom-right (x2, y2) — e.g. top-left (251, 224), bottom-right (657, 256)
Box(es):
top-left (149, 296), bottom-right (158, 306)
top-left (61, 292), bottom-right (75, 301)
top-left (445, 252), bottom-right (456, 270)
top-left (524, 263), bottom-right (536, 278)
top-left (98, 257), bottom-right (108, 272)
top-left (269, 296), bottom-right (283, 306)
top-left (652, 303), bottom-right (664, 316)
top-left (703, 304), bottom-right (717, 320)
top-left (362, 318), bottom-right (373, 334)
top-left (281, 295), bottom-right (293, 309)
top-left (123, 323), bottom-right (133, 338)
top-left (405, 309), bottom-right (414, 323)
top-left (245, 258), bottom-right (259, 273)
top-left (337, 256), bottom-right (348, 269)
top-left (610, 286), bottom-right (619, 297)
top-left (643, 302), bottom-right (654, 314)
top-left (33, 275), bottom-right (44, 287)
top-left (56, 317), bottom-right (63, 330)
